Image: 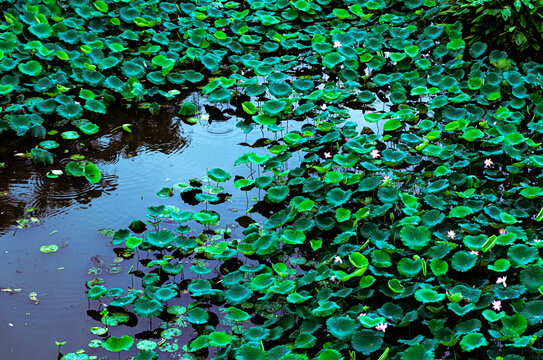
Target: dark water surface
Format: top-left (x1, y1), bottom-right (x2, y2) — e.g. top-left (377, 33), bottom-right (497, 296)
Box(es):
top-left (0, 101), bottom-right (274, 359)
top-left (0, 99), bottom-right (377, 359)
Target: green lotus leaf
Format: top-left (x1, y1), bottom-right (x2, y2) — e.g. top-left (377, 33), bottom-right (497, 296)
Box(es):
top-left (137, 340), bottom-right (157, 351)
top-left (208, 168), bottom-right (231, 182)
top-left (449, 206), bottom-right (473, 218)
top-left (326, 316), bottom-right (356, 341)
top-left (469, 42), bottom-right (487, 58)
top-left (267, 185), bottom-right (290, 203)
top-left (287, 293), bottom-right (313, 304)
top-left (414, 288), bottom-right (445, 303)
top-left (400, 225), bottom-right (431, 250)
top-left (333, 152), bottom-right (358, 167)
top-left (451, 251), bottom-right (477, 272)
top-left (400, 344), bottom-right (434, 360)
top-left (388, 278), bottom-right (405, 293)
top-left (459, 333), bottom-right (488, 352)
top-left (209, 331), bottom-right (232, 347)
top-left (317, 349), bottom-right (342, 360)
top-left (236, 344), bottom-right (267, 360)
top-left (430, 258), bottom-right (448, 276)
top-left (263, 100), bottom-right (286, 117)
top-left (269, 82), bottom-right (292, 98)
top-left (186, 307), bottom-right (209, 324)
top-left (193, 210), bottom-right (220, 225)
top-left (153, 287), bottom-right (178, 302)
top-left (83, 163), bottom-right (101, 184)
top-left (326, 188), bottom-right (352, 207)
top-left (404, 45), bottom-right (419, 57)
top-left (312, 300), bottom-right (341, 317)
top-left (146, 230), bottom-right (175, 248)
top-left (29, 23), bottom-right (53, 39)
top-left (133, 297), bottom-right (163, 318)
top-left (281, 229), bottom-right (305, 245)
top-left (244, 326), bottom-right (270, 342)
top-left (102, 335), bottom-right (134, 353)
top-left (351, 330), bottom-right (383, 355)
top-left (57, 103), bottom-right (83, 120)
top-left (18, 60), bottom-right (43, 76)
top-left (397, 258), bottom-right (422, 277)
top-left (226, 307), bottom-right (251, 322)
top-left (508, 244), bottom-right (538, 267)
top-left (225, 284), bottom-right (252, 305)
top-left (295, 333), bottom-right (316, 349)
top-left (246, 84), bottom-right (267, 96)
top-left (520, 186), bottom-right (543, 199)
top-left (39, 140), bottom-right (59, 150)
top-left (482, 309), bottom-right (505, 322)
top-left (87, 285), bottom-right (107, 300)
top-left (293, 79), bottom-right (314, 93)
top-left (378, 187), bottom-right (400, 203)
top-left (322, 52), bottom-right (345, 68)
top-left (189, 335), bottom-right (209, 352)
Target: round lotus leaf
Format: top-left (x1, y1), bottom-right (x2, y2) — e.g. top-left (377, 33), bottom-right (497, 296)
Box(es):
top-left (57, 103), bottom-right (83, 120)
top-left (236, 344), bottom-right (267, 360)
top-left (162, 262), bottom-right (183, 275)
top-left (207, 168), bottom-right (231, 182)
top-left (209, 331), bottom-right (232, 347)
top-left (249, 273), bottom-right (274, 293)
top-left (292, 79), bottom-right (314, 92)
top-left (133, 297), bottom-right (163, 318)
top-left (79, 122), bottom-right (99, 135)
top-left (507, 244), bottom-right (538, 267)
top-left (397, 258), bottom-right (422, 277)
top-left (145, 230), bottom-right (175, 248)
top-left (105, 288), bottom-right (124, 297)
top-left (459, 333), bottom-right (488, 352)
top-left (414, 288), bottom-right (445, 303)
top-left (420, 209), bottom-right (445, 227)
top-left (87, 285), bottom-right (107, 300)
top-left (262, 100), bottom-right (286, 117)
top-left (430, 258), bottom-right (448, 276)
top-left (317, 349), bottom-right (343, 360)
top-left (322, 52), bottom-right (345, 68)
top-left (520, 186), bottom-right (543, 199)
top-left (18, 60), bottom-right (43, 76)
top-left (400, 344), bottom-right (433, 360)
top-left (153, 287), bottom-right (178, 302)
top-left (192, 210), bottom-right (220, 225)
top-left (378, 188), bottom-right (400, 203)
top-left (326, 316), bottom-right (356, 341)
top-left (186, 307), bottom-right (209, 324)
top-left (451, 251), bottom-right (477, 272)
top-left (208, 88), bottom-right (231, 103)
top-left (326, 188), bottom-right (352, 207)
top-left (469, 42), bottom-right (487, 58)
top-left (244, 326), bottom-right (270, 342)
top-left (226, 307), bottom-right (251, 322)
top-left (39, 140), bottom-right (59, 150)
top-left (400, 225), bottom-right (430, 250)
top-left (101, 335), bottom-right (134, 352)
top-left (137, 340), bottom-right (157, 351)
top-left (281, 229), bottom-right (305, 245)
top-left (269, 82), bottom-right (292, 98)
top-left (333, 152), bottom-right (358, 167)
top-left (351, 330), bottom-right (383, 355)
top-left (312, 301), bottom-right (341, 317)
top-left (266, 185), bottom-right (289, 203)
top-left (287, 293), bottom-right (312, 304)
top-left (190, 265), bottom-right (212, 275)
top-left (246, 84), bottom-right (267, 96)
top-left (109, 294), bottom-right (137, 307)
top-left (225, 284), bottom-right (253, 305)
top-left (448, 205), bottom-right (473, 218)
top-left (121, 61), bottom-right (145, 78)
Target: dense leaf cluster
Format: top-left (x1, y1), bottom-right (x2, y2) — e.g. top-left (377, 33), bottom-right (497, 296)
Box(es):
top-left (12, 0), bottom-right (541, 359)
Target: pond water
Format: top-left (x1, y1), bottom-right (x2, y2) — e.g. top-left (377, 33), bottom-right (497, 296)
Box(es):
top-left (0, 95), bottom-right (380, 359)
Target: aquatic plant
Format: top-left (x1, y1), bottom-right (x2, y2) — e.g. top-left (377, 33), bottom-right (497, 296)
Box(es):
top-left (7, 0), bottom-right (534, 358)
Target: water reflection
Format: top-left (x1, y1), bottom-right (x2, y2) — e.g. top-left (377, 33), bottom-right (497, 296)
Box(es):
top-left (0, 106), bottom-right (189, 236)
